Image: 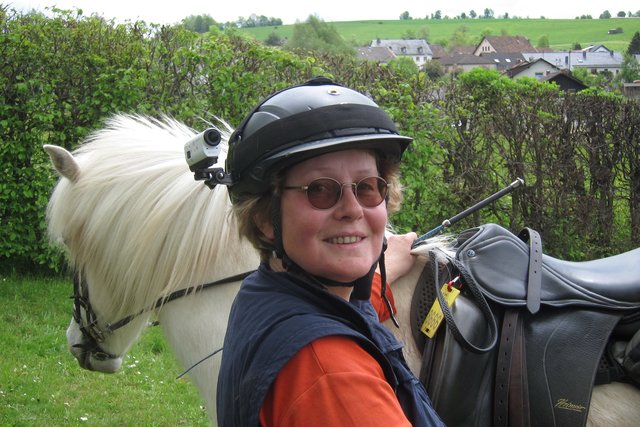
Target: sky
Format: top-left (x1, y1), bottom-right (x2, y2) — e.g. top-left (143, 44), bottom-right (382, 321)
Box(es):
top-left (7, 1), bottom-right (640, 25)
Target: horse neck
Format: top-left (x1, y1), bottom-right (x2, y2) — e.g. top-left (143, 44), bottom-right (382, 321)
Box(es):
top-left (383, 236), bottom-right (455, 375)
top-left (156, 280), bottom-right (243, 423)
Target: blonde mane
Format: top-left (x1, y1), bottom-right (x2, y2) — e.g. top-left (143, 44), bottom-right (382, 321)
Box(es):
top-left (47, 115), bottom-right (256, 321)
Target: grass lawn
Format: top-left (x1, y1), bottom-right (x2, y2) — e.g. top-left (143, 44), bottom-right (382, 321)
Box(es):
top-left (0, 275), bottom-right (210, 426)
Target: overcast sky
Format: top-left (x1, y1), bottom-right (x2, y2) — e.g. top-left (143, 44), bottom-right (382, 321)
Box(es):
top-left (7, 1), bottom-right (640, 25)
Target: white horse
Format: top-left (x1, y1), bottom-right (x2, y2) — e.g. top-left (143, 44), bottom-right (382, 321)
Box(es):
top-left (45, 115), bottom-right (260, 423)
top-left (45, 115), bottom-right (640, 426)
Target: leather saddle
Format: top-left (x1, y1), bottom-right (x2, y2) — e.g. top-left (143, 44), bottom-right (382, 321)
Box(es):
top-left (411, 223), bottom-right (640, 427)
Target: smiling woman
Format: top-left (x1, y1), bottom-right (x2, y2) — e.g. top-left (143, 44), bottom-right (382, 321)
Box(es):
top-left (215, 76), bottom-right (444, 426)
top-left (0, 275), bottom-right (208, 425)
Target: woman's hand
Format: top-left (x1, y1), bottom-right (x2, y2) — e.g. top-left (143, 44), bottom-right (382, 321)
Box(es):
top-left (381, 232), bottom-right (417, 284)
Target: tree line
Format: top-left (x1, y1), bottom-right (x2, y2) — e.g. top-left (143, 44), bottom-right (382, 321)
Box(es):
top-left (400, 9), bottom-right (640, 20)
top-left (182, 13), bottom-right (282, 33)
top-left (1, 7), bottom-right (638, 273)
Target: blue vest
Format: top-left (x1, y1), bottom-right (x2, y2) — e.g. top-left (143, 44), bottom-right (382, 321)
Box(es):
top-left (217, 264), bottom-right (444, 426)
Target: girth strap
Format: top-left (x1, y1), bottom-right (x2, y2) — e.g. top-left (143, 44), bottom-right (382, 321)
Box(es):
top-left (494, 309), bottom-right (530, 427)
top-left (518, 228), bottom-right (542, 314)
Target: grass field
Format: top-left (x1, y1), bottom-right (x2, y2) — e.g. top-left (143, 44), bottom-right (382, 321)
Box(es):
top-left (0, 275), bottom-right (210, 426)
top-left (241, 17), bottom-right (640, 51)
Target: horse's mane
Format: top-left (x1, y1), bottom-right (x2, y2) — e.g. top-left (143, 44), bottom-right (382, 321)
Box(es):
top-left (47, 114), bottom-right (257, 320)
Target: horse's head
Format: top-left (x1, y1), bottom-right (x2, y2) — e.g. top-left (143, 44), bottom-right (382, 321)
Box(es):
top-left (44, 143), bottom-right (129, 372)
top-left (44, 115), bottom-right (256, 374)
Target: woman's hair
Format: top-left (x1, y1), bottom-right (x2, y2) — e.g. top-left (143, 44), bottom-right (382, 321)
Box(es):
top-left (232, 152), bottom-right (403, 262)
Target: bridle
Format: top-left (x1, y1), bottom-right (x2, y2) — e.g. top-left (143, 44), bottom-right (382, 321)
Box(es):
top-left (71, 269), bottom-right (254, 361)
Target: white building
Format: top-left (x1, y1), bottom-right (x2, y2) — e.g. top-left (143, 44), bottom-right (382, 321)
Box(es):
top-left (523, 46), bottom-right (624, 75)
top-left (370, 39), bottom-right (433, 68)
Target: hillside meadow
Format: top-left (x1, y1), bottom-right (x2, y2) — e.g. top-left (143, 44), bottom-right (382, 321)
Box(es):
top-left (241, 18), bottom-right (640, 51)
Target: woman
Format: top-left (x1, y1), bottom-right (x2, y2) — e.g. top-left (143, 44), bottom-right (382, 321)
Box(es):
top-left (217, 77), bottom-right (444, 426)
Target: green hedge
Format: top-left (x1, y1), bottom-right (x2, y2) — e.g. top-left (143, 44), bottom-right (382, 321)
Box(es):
top-left (1, 8), bottom-right (638, 273)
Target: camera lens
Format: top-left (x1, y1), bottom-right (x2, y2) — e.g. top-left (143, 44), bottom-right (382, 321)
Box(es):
top-left (203, 129), bottom-right (222, 146)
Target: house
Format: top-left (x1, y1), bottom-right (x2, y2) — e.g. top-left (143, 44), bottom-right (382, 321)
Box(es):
top-left (581, 45), bottom-right (613, 53)
top-left (435, 36), bottom-right (530, 74)
top-left (438, 54), bottom-right (497, 74)
top-left (480, 53), bottom-right (527, 72)
top-left (540, 72), bottom-right (588, 92)
top-left (523, 50), bottom-right (624, 75)
top-left (622, 81), bottom-right (640, 98)
top-left (473, 35), bottom-right (535, 55)
top-left (370, 39), bottom-right (433, 68)
top-left (357, 46), bottom-right (396, 63)
top-left (503, 58), bottom-right (587, 91)
top-left (503, 58), bottom-right (561, 79)
top-left (428, 44), bottom-right (448, 60)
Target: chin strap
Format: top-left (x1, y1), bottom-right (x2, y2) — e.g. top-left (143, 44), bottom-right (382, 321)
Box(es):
top-left (271, 194), bottom-right (285, 259)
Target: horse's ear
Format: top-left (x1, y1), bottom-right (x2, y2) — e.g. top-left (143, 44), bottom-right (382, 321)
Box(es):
top-left (43, 144), bottom-right (81, 183)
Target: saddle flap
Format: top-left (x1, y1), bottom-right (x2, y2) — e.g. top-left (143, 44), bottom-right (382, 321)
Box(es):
top-left (455, 223), bottom-right (640, 310)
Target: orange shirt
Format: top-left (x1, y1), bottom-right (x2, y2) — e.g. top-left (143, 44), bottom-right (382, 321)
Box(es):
top-left (259, 274), bottom-right (407, 427)
top-left (259, 336), bottom-right (411, 427)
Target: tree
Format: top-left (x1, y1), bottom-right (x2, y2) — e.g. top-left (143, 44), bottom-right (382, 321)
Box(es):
top-left (433, 10), bottom-right (442, 20)
top-left (627, 31), bottom-right (640, 55)
top-left (264, 31), bottom-right (284, 46)
top-left (399, 11), bottom-right (411, 20)
top-left (450, 25), bottom-right (472, 48)
top-left (388, 56), bottom-right (418, 78)
top-left (617, 11), bottom-right (627, 17)
top-left (483, 8), bottom-right (494, 19)
top-left (422, 59), bottom-right (444, 79)
top-left (182, 14), bottom-right (217, 33)
top-left (287, 15), bottom-right (353, 56)
top-left (469, 10), bottom-right (477, 19)
top-left (572, 42), bottom-right (583, 50)
top-left (537, 35), bottom-right (550, 49)
top-left (599, 10), bottom-right (611, 19)
top-left (236, 14), bottom-right (282, 28)
top-left (401, 30), bottom-right (417, 39)
top-left (618, 53), bottom-right (640, 83)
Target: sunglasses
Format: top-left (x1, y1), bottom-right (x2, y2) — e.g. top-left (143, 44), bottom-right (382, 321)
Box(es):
top-left (282, 176), bottom-right (388, 210)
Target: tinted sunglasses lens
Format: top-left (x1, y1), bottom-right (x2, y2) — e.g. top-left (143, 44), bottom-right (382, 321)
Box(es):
top-left (356, 176), bottom-right (387, 207)
top-left (306, 178), bottom-right (341, 209)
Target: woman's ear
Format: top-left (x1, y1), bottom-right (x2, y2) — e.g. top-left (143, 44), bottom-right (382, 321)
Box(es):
top-left (254, 213), bottom-right (275, 241)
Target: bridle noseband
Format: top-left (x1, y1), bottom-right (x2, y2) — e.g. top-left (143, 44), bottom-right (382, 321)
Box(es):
top-left (71, 270), bottom-right (254, 361)
top-left (72, 270), bottom-right (117, 360)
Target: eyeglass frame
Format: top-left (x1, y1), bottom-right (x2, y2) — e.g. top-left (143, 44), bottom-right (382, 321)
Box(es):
top-left (281, 176), bottom-right (389, 210)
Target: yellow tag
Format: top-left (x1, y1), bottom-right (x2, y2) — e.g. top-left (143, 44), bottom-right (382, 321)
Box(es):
top-left (421, 284), bottom-right (460, 338)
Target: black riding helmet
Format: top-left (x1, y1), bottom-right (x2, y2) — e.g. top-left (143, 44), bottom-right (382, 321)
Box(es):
top-left (227, 77), bottom-right (410, 314)
top-left (226, 76), bottom-right (412, 201)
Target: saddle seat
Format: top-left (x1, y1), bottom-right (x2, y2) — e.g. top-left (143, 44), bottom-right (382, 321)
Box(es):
top-left (456, 224), bottom-right (640, 311)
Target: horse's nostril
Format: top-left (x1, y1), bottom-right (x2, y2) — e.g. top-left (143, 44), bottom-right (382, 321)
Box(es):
top-left (92, 351), bottom-right (111, 361)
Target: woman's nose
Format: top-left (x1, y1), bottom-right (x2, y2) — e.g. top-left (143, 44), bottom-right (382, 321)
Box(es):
top-left (333, 184), bottom-right (363, 219)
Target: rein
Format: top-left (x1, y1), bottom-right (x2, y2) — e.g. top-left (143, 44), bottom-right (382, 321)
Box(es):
top-left (73, 270), bottom-right (255, 346)
top-left (106, 271), bottom-right (254, 333)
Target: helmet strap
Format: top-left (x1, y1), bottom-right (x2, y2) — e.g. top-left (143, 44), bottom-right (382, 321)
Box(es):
top-left (271, 194), bottom-right (286, 259)
top-left (376, 239), bottom-right (400, 327)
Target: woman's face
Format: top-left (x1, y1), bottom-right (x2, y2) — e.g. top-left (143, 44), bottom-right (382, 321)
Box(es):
top-left (268, 149), bottom-right (388, 283)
